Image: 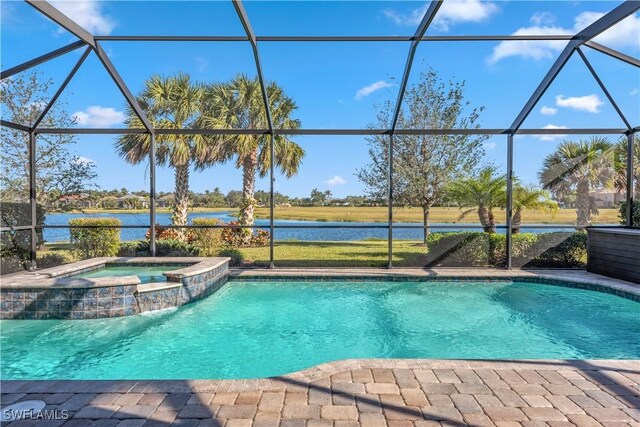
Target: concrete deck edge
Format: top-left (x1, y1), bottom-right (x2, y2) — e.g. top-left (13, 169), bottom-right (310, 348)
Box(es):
top-left (1, 359), bottom-right (637, 394)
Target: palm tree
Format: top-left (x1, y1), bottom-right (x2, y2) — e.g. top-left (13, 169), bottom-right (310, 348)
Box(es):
top-left (115, 74), bottom-right (214, 236)
top-left (538, 137), bottom-right (614, 227)
top-left (446, 166), bottom-right (506, 233)
top-left (613, 136), bottom-right (640, 197)
top-left (201, 75), bottom-right (304, 239)
top-left (511, 184), bottom-right (557, 233)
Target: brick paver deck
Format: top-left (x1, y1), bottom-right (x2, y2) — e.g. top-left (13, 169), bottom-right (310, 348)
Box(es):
top-left (2, 359), bottom-right (639, 426)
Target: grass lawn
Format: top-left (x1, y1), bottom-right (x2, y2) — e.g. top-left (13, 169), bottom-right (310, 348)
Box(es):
top-left (240, 240), bottom-right (428, 267)
top-left (40, 240), bottom-right (430, 268)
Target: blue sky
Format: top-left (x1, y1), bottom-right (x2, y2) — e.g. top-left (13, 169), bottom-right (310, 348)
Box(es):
top-left (1, 0), bottom-right (639, 198)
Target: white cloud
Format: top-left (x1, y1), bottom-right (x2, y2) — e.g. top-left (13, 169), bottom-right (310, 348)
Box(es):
top-left (537, 124), bottom-right (568, 141)
top-left (73, 106), bottom-right (125, 127)
top-left (483, 141), bottom-right (497, 150)
top-left (489, 26), bottom-right (572, 63)
top-left (555, 94), bottom-right (603, 113)
top-left (355, 81), bottom-right (393, 100)
top-left (575, 12), bottom-right (640, 50)
top-left (324, 175), bottom-right (347, 187)
top-left (50, 0), bottom-right (115, 35)
top-left (630, 88), bottom-right (639, 96)
top-left (540, 106), bottom-right (558, 116)
top-left (489, 12), bottom-right (640, 63)
top-left (383, 0), bottom-right (498, 31)
top-left (530, 12), bottom-right (556, 26)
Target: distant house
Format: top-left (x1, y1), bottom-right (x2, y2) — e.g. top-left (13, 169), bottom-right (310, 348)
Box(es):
top-left (53, 194), bottom-right (93, 209)
top-left (590, 189), bottom-right (625, 208)
top-left (156, 194), bottom-right (174, 208)
top-left (116, 194), bottom-right (148, 209)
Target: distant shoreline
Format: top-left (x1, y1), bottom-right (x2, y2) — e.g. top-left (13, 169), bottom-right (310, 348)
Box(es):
top-left (45, 206), bottom-right (622, 225)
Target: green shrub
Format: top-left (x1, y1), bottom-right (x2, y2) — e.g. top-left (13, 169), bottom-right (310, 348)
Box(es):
top-left (191, 218), bottom-right (224, 256)
top-left (119, 239), bottom-right (201, 257)
top-left (619, 201), bottom-right (640, 227)
top-left (37, 252), bottom-right (76, 269)
top-left (156, 239), bottom-right (201, 257)
top-left (118, 241), bottom-right (149, 257)
top-left (425, 231), bottom-right (586, 268)
top-left (69, 218), bottom-right (121, 259)
top-left (217, 247), bottom-right (244, 267)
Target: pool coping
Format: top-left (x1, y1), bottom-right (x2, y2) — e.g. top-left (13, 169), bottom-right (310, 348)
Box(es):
top-left (229, 268), bottom-right (640, 300)
top-left (1, 358), bottom-right (638, 393)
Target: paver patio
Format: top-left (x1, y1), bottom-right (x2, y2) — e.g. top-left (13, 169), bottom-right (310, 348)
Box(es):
top-left (2, 359), bottom-right (639, 426)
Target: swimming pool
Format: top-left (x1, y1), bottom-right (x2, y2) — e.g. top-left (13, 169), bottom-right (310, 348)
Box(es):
top-left (72, 265), bottom-right (183, 284)
top-left (1, 279), bottom-right (638, 380)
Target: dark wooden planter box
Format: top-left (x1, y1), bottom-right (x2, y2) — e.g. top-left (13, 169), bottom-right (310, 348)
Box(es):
top-left (587, 227), bottom-right (640, 283)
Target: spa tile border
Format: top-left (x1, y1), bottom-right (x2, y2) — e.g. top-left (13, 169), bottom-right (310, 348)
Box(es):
top-left (1, 258), bottom-right (230, 319)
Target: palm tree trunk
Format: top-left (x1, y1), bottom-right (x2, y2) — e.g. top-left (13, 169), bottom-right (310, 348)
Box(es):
top-left (172, 163), bottom-right (190, 240)
top-left (422, 206), bottom-right (430, 244)
top-left (487, 210), bottom-right (496, 233)
top-left (576, 180), bottom-right (590, 228)
top-left (478, 206), bottom-right (494, 233)
top-left (240, 150), bottom-right (258, 245)
top-left (512, 209), bottom-right (522, 234)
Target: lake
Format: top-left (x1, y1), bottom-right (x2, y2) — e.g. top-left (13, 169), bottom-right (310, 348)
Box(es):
top-left (42, 212), bottom-right (575, 243)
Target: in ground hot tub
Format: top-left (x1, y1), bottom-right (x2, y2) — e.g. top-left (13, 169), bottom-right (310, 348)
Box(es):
top-left (0, 257), bottom-right (230, 320)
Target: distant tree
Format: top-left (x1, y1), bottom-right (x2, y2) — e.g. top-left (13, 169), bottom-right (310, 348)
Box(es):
top-left (225, 190), bottom-right (244, 208)
top-left (310, 188), bottom-right (332, 206)
top-left (446, 166), bottom-right (506, 233)
top-left (0, 71), bottom-right (97, 210)
top-left (357, 69), bottom-right (487, 243)
top-left (539, 137), bottom-right (614, 227)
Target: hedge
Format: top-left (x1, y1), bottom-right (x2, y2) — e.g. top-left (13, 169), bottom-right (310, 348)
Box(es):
top-left (118, 239), bottom-right (201, 257)
top-left (425, 231), bottom-right (587, 268)
top-left (69, 217), bottom-right (121, 259)
top-left (190, 218), bottom-right (224, 256)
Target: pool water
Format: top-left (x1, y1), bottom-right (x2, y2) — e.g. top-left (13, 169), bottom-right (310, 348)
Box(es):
top-left (72, 265), bottom-right (182, 284)
top-left (1, 280), bottom-right (638, 380)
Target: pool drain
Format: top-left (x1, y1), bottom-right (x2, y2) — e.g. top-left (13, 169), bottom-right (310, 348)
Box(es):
top-left (0, 400), bottom-right (46, 422)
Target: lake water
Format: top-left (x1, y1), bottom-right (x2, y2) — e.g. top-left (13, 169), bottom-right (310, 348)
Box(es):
top-left (42, 212), bottom-right (575, 242)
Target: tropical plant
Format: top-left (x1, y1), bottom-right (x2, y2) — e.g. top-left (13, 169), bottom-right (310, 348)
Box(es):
top-left (613, 136), bottom-right (640, 197)
top-left (538, 137), bottom-right (615, 227)
top-left (116, 74), bottom-right (216, 237)
top-left (200, 74), bottom-right (304, 243)
top-left (358, 69), bottom-right (487, 243)
top-left (446, 166), bottom-right (506, 233)
top-left (511, 184), bottom-right (558, 233)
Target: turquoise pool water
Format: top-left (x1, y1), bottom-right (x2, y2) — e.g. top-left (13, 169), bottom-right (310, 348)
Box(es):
top-left (73, 265), bottom-right (182, 284)
top-left (1, 280), bottom-right (638, 380)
